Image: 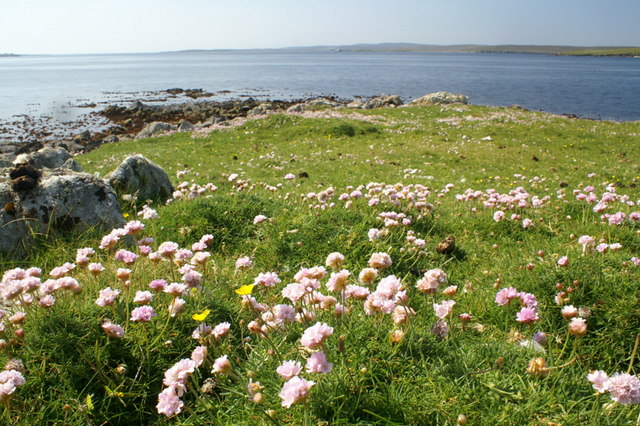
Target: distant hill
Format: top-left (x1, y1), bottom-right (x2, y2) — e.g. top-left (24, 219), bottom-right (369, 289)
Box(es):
top-left (279, 43), bottom-right (640, 57)
top-left (0, 53), bottom-right (19, 57)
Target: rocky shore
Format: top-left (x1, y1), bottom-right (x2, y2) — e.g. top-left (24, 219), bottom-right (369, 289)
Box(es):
top-left (0, 90), bottom-right (468, 165)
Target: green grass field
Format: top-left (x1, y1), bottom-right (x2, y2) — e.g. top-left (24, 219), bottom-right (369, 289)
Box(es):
top-left (1, 104), bottom-right (640, 424)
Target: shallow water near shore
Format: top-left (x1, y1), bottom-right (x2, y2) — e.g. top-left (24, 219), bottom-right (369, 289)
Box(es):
top-left (0, 51), bottom-right (638, 143)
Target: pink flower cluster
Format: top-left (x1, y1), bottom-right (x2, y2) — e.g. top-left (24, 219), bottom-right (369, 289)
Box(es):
top-left (495, 287), bottom-right (539, 323)
top-left (587, 370), bottom-right (640, 404)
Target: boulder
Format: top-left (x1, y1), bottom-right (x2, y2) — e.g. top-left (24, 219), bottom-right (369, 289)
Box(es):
top-left (16, 146), bottom-right (83, 171)
top-left (346, 100), bottom-right (364, 109)
top-left (286, 104), bottom-right (305, 113)
top-left (107, 154), bottom-right (173, 202)
top-left (247, 103), bottom-right (273, 117)
top-left (137, 122), bottom-right (176, 138)
top-left (363, 94), bottom-right (402, 109)
top-left (306, 98), bottom-right (340, 107)
top-left (0, 169), bottom-right (125, 257)
top-left (409, 92), bottom-right (469, 106)
top-left (18, 171), bottom-right (125, 233)
top-left (0, 182), bottom-right (33, 257)
top-left (178, 121), bottom-right (195, 132)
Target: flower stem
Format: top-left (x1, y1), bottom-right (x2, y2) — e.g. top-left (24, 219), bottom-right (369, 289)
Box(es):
top-left (626, 333), bottom-right (640, 374)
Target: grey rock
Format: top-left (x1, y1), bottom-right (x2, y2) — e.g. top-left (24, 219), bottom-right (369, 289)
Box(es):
top-left (346, 100), bottom-right (363, 109)
top-left (363, 94), bottom-right (402, 109)
top-left (247, 103), bottom-right (273, 117)
top-left (178, 121), bottom-right (195, 132)
top-left (107, 154), bottom-right (173, 202)
top-left (18, 171), bottom-right (125, 233)
top-left (104, 135), bottom-right (119, 143)
top-left (73, 130), bottom-right (91, 143)
top-left (409, 91), bottom-right (469, 106)
top-left (0, 170), bottom-right (125, 257)
top-left (286, 104), bottom-right (305, 113)
top-left (201, 116), bottom-right (226, 126)
top-left (0, 182), bottom-right (33, 257)
top-left (137, 122), bottom-right (176, 138)
top-left (306, 98), bottom-right (340, 107)
top-left (13, 147), bottom-right (83, 172)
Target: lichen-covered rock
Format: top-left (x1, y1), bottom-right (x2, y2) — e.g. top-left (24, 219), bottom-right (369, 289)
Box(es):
top-left (178, 121), bottom-right (195, 132)
top-left (13, 146), bottom-right (83, 171)
top-left (136, 122), bottom-right (176, 138)
top-left (18, 171), bottom-right (125, 233)
top-left (107, 154), bottom-right (173, 202)
top-left (0, 169), bottom-right (125, 257)
top-left (409, 91), bottom-right (469, 105)
top-left (0, 182), bottom-right (33, 257)
top-left (363, 94), bottom-right (402, 109)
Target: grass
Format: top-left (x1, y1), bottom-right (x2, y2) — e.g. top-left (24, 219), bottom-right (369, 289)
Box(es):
top-left (1, 103), bottom-right (640, 424)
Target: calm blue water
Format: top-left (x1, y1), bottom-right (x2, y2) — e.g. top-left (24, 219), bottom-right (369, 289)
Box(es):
top-left (0, 50), bottom-right (639, 123)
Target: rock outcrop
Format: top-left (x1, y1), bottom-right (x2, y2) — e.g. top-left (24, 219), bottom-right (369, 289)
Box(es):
top-left (137, 122), bottom-right (176, 138)
top-left (409, 92), bottom-right (469, 105)
top-left (363, 94), bottom-right (403, 109)
top-left (14, 146), bottom-right (83, 172)
top-left (0, 167), bottom-right (125, 257)
top-left (107, 154), bottom-right (173, 202)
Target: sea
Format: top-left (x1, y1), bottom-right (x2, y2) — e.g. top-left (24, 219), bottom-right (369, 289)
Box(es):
top-left (0, 50), bottom-right (638, 141)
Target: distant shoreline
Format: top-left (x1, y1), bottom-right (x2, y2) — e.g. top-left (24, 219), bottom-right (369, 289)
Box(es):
top-left (5, 44), bottom-right (640, 58)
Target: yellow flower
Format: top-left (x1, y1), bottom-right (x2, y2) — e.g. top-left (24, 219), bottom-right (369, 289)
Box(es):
top-left (192, 309), bottom-right (211, 322)
top-left (123, 213), bottom-right (130, 218)
top-left (235, 284), bottom-right (255, 296)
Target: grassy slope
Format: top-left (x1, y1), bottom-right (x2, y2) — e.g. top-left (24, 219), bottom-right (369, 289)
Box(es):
top-left (3, 104), bottom-right (640, 424)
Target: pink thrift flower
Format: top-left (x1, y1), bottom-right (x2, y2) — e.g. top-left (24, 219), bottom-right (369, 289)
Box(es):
top-left (212, 322), bottom-right (231, 339)
top-left (114, 249), bottom-right (138, 265)
top-left (493, 211), bottom-right (505, 222)
top-left (253, 214), bottom-right (268, 224)
top-left (191, 251), bottom-right (211, 265)
top-left (124, 220), bottom-right (145, 235)
top-left (158, 241), bottom-right (179, 259)
top-left (38, 294), bottom-right (55, 308)
top-left (253, 272), bottom-right (281, 287)
top-left (163, 359), bottom-right (196, 395)
top-left (368, 252), bottom-right (392, 269)
top-left (326, 270), bottom-right (350, 292)
top-left (522, 218), bottom-right (533, 228)
top-left (557, 256), bottom-right (569, 267)
top-left (495, 287), bottom-right (519, 306)
top-left (433, 300), bottom-right (456, 319)
top-left (235, 256), bottom-right (252, 269)
top-left (130, 305), bottom-right (157, 322)
top-left (164, 283), bottom-right (187, 297)
top-left (192, 323), bottom-right (212, 340)
top-left (96, 287), bottom-right (120, 307)
top-left (516, 307), bottom-right (539, 323)
top-left (431, 321), bottom-right (449, 339)
top-left (190, 346), bottom-right (208, 367)
top-left (168, 298), bottom-right (186, 317)
top-left (325, 252), bottom-right (345, 270)
top-left (101, 321), bottom-right (125, 338)
top-left (568, 317), bottom-right (587, 336)
top-left (358, 268), bottom-right (378, 285)
top-left (561, 305), bottom-right (578, 319)
top-left (284, 173), bottom-right (295, 180)
top-left (133, 291), bottom-right (153, 305)
top-left (88, 263), bottom-right (105, 276)
top-left (277, 360), bottom-right (302, 380)
top-left (211, 355), bottom-right (232, 375)
top-left (279, 376), bottom-right (315, 408)
top-left (606, 373), bottom-right (640, 404)
top-left (344, 285), bottom-right (370, 300)
top-left (149, 279), bottom-right (168, 292)
top-left (305, 351), bottom-right (333, 374)
top-left (300, 322), bottom-right (334, 350)
top-left (587, 370), bottom-right (609, 393)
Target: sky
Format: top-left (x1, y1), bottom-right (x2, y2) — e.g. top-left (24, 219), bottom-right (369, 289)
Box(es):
top-left (1, 0), bottom-right (639, 55)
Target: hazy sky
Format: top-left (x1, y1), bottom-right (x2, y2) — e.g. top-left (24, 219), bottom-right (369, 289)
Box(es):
top-left (1, 0), bottom-right (638, 54)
